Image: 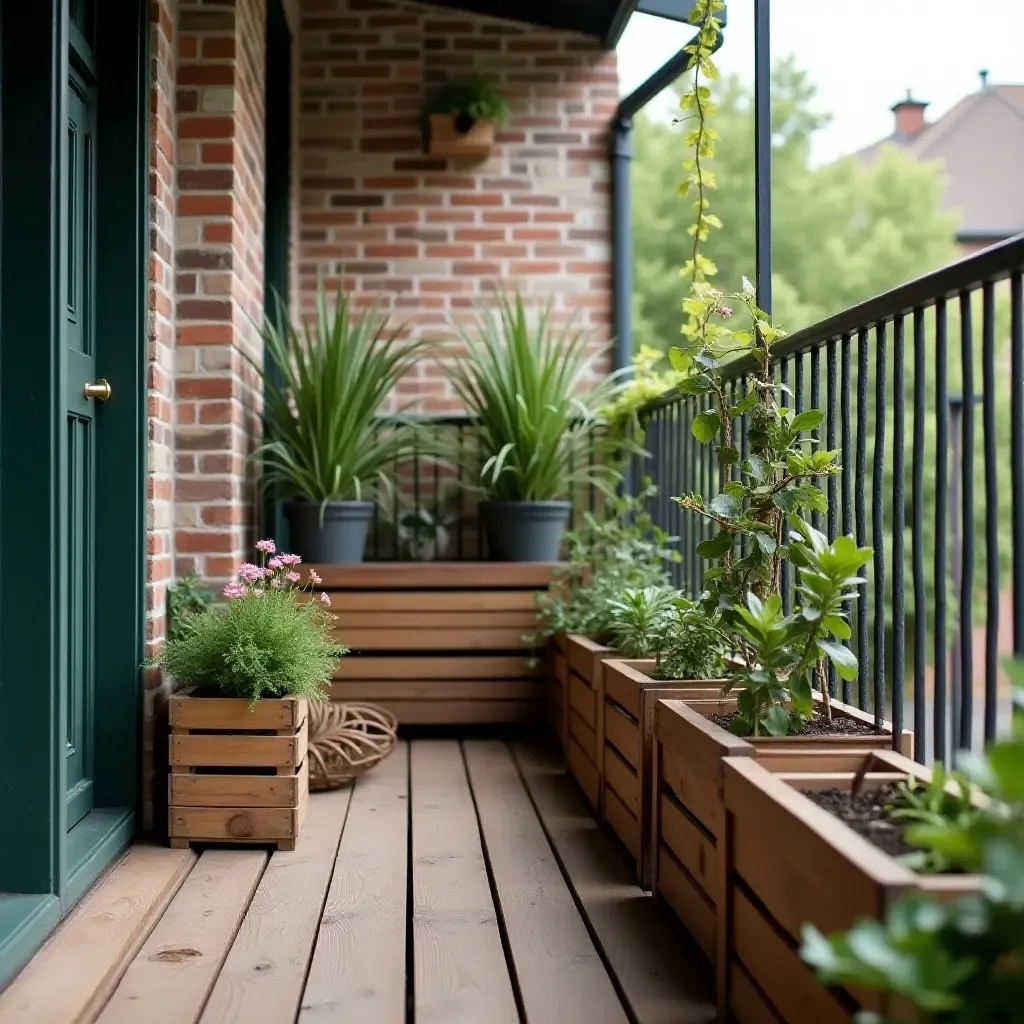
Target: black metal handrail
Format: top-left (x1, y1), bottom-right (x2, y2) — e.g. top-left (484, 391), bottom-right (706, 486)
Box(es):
top-left (635, 233), bottom-right (1024, 763)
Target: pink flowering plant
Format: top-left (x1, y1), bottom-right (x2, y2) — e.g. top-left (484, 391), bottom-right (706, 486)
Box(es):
top-left (155, 540), bottom-right (345, 706)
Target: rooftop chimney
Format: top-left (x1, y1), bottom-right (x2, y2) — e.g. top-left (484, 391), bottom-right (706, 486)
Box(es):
top-left (979, 69), bottom-right (990, 90)
top-left (891, 89), bottom-right (928, 137)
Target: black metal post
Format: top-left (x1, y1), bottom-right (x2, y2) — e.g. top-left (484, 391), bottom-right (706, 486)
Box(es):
top-left (611, 118), bottom-right (634, 374)
top-left (753, 0), bottom-right (772, 314)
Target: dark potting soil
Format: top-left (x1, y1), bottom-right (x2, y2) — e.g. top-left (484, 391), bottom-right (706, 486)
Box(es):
top-left (803, 785), bottom-right (916, 859)
top-left (703, 710), bottom-right (881, 737)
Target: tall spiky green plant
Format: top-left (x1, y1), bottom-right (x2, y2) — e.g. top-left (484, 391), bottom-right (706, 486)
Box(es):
top-left (253, 284), bottom-right (425, 504)
top-left (443, 292), bottom-right (630, 502)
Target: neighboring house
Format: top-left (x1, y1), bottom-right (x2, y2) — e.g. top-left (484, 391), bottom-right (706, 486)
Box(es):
top-left (854, 73), bottom-right (1024, 254)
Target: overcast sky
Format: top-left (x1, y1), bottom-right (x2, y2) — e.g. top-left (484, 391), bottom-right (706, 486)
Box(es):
top-left (617, 1), bottom-right (1024, 164)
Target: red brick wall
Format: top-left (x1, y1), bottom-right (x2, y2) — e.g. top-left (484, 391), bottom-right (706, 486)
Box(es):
top-left (297, 0), bottom-right (618, 411)
top-left (174, 0), bottom-right (267, 581)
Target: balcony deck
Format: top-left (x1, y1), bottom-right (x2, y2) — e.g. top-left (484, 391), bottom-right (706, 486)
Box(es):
top-left (0, 741), bottom-right (714, 1024)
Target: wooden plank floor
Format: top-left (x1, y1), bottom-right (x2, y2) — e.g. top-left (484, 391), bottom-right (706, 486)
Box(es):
top-left (0, 741), bottom-right (715, 1024)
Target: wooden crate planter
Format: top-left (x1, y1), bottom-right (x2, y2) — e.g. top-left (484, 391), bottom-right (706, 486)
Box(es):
top-left (651, 697), bottom-right (914, 992)
top-left (427, 113), bottom-right (495, 158)
top-left (321, 562), bottom-right (554, 726)
top-left (564, 634), bottom-right (618, 812)
top-left (720, 751), bottom-right (983, 1024)
top-left (169, 693), bottom-right (309, 852)
top-left (549, 633), bottom-right (569, 750)
top-left (601, 659), bottom-right (725, 889)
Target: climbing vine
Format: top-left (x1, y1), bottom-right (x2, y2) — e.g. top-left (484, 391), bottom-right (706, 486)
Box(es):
top-left (678, 1), bottom-right (725, 340)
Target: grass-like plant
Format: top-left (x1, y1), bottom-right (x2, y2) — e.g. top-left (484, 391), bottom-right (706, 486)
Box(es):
top-left (425, 75), bottom-right (510, 126)
top-left (444, 291), bottom-right (628, 502)
top-left (654, 596), bottom-right (726, 681)
top-left (155, 541), bottom-right (345, 706)
top-left (253, 285), bottom-right (424, 504)
top-left (607, 587), bottom-right (678, 659)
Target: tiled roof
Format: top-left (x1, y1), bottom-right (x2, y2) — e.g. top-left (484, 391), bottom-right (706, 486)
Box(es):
top-left (852, 85), bottom-right (1024, 240)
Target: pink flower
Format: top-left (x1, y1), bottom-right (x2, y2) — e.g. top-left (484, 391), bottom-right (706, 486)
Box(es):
top-left (269, 577), bottom-right (283, 589)
top-left (238, 563), bottom-right (265, 582)
top-left (267, 557), bottom-right (282, 570)
top-left (255, 539), bottom-right (276, 554)
top-left (285, 571), bottom-right (300, 584)
top-left (222, 582), bottom-right (246, 599)
top-left (309, 569), bottom-right (322, 585)
top-left (319, 592), bottom-right (332, 606)
top-left (279, 553), bottom-right (302, 566)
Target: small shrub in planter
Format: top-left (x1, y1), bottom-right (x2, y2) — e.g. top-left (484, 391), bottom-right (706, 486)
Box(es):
top-left (424, 75), bottom-right (510, 157)
top-left (253, 283), bottom-right (425, 564)
top-left (155, 541), bottom-right (346, 850)
top-left (444, 290), bottom-right (632, 563)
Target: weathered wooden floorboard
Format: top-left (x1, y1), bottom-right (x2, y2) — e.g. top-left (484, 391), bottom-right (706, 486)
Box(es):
top-left (515, 743), bottom-right (717, 1024)
top-left (0, 845), bottom-right (196, 1024)
top-left (298, 742), bottom-right (408, 1023)
top-left (463, 740), bottom-right (629, 1024)
top-left (198, 786), bottom-right (352, 1024)
top-left (96, 849), bottom-right (268, 1024)
top-left (411, 741), bottom-right (518, 1024)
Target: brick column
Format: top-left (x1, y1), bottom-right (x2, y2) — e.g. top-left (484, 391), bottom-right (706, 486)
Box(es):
top-left (176, 0), bottom-right (267, 582)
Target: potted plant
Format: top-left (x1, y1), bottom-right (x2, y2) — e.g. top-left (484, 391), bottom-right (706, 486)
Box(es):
top-left (155, 541), bottom-right (345, 850)
top-left (719, 751), bottom-right (986, 1023)
top-left (424, 75), bottom-right (510, 158)
top-left (253, 284), bottom-right (424, 564)
top-left (444, 290), bottom-right (627, 563)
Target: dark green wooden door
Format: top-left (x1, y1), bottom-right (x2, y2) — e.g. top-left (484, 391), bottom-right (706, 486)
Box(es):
top-left (64, 58), bottom-right (98, 830)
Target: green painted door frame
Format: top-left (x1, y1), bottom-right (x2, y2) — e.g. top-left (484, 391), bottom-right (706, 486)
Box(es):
top-left (0, 0), bottom-right (148, 989)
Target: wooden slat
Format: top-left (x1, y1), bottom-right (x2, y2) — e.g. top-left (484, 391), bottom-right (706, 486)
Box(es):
top-left (604, 744), bottom-right (639, 816)
top-left (728, 962), bottom-right (784, 1024)
top-left (98, 850), bottom-right (267, 1024)
top-left (515, 744), bottom-right (715, 1024)
top-left (327, 680), bottom-right (541, 702)
top-left (342, 627), bottom-right (530, 651)
top-left (310, 562), bottom-right (559, 589)
top-left (412, 742), bottom-right (518, 1024)
top-left (660, 794), bottom-right (717, 903)
top-left (569, 674), bottom-right (596, 728)
top-left (333, 609), bottom-right (538, 629)
top-left (170, 733), bottom-right (304, 770)
top-left (170, 696), bottom-right (304, 732)
top-left (169, 806), bottom-right (300, 843)
top-left (299, 744), bottom-right (408, 1022)
top-left (566, 635), bottom-right (614, 681)
top-left (334, 655), bottom-right (540, 681)
top-left (604, 702), bottom-right (639, 769)
top-left (0, 845), bottom-right (196, 1024)
top-left (169, 763), bottom-right (307, 808)
top-left (199, 786), bottom-right (353, 1024)
top-left (333, 699), bottom-right (537, 726)
top-left (567, 737), bottom-right (600, 810)
top-left (328, 590), bottom-right (540, 612)
top-left (603, 786), bottom-right (640, 863)
top-left (463, 741), bottom-right (629, 1024)
top-left (656, 848), bottom-right (715, 961)
top-left (569, 709), bottom-right (597, 762)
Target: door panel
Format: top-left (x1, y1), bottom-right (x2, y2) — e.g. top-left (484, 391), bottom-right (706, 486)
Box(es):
top-left (64, 66), bottom-right (97, 829)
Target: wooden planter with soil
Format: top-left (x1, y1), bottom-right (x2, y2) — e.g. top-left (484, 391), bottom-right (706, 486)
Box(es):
top-left (651, 696), bottom-right (914, 992)
top-left (169, 692), bottom-right (309, 851)
top-left (601, 658), bottom-right (725, 889)
top-left (721, 750), bottom-right (983, 1024)
top-left (564, 634), bottom-right (618, 812)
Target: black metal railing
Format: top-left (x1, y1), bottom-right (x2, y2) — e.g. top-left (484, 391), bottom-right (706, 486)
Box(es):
top-left (634, 234), bottom-right (1024, 762)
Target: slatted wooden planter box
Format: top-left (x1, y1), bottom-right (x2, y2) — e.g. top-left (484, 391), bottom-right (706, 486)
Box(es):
top-left (318, 563), bottom-right (555, 726)
top-left (721, 751), bottom-right (983, 1024)
top-left (169, 693), bottom-right (309, 852)
top-left (601, 659), bottom-right (724, 889)
top-left (549, 633), bottom-right (569, 749)
top-left (651, 697), bottom-right (914, 995)
top-left (564, 634), bottom-right (618, 812)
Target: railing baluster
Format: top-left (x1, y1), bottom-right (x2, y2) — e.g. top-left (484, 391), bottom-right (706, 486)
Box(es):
top-left (959, 290), bottom-right (975, 751)
top-left (809, 346), bottom-right (821, 535)
top-left (912, 307), bottom-right (927, 761)
top-left (780, 356), bottom-right (792, 615)
top-left (892, 315), bottom-right (906, 745)
top-left (934, 299), bottom-right (949, 764)
top-left (1013, 271), bottom-right (1024, 658)
top-left (872, 321), bottom-right (888, 729)
top-left (856, 328), bottom-right (870, 711)
top-left (982, 281), bottom-right (999, 743)
top-left (840, 333), bottom-right (853, 705)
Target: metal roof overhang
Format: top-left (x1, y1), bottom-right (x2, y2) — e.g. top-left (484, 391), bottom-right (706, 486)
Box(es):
top-left (418, 0), bottom-right (700, 49)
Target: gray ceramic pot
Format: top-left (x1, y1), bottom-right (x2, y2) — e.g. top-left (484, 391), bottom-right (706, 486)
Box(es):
top-left (479, 500), bottom-right (571, 562)
top-left (284, 500), bottom-right (373, 564)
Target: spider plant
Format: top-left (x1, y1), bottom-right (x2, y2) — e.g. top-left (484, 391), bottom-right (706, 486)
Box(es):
top-left (253, 284), bottom-right (425, 505)
top-left (443, 291), bottom-right (630, 503)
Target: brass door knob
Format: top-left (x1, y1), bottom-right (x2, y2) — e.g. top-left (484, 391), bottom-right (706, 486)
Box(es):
top-left (84, 379), bottom-right (112, 402)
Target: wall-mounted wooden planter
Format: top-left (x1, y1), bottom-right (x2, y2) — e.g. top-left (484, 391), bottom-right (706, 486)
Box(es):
top-left (564, 634), bottom-right (618, 813)
top-left (601, 659), bottom-right (724, 890)
top-left (169, 693), bottom-right (309, 852)
top-left (319, 562), bottom-right (553, 726)
top-left (427, 113), bottom-right (495, 158)
top-left (721, 751), bottom-right (982, 1024)
top-left (651, 696), bottom-right (914, 999)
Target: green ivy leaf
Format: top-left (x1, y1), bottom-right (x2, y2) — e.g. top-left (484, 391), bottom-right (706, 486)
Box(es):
top-left (764, 705), bottom-right (791, 736)
top-left (754, 532), bottom-right (777, 556)
top-left (791, 409), bottom-right (825, 434)
top-left (709, 494), bottom-right (741, 519)
top-left (822, 615), bottom-right (852, 640)
top-left (697, 530), bottom-right (734, 559)
top-left (668, 346), bottom-right (689, 372)
top-left (772, 489), bottom-right (799, 514)
top-left (817, 639), bottom-right (858, 681)
top-left (717, 444), bottom-right (740, 466)
top-left (790, 672), bottom-right (814, 716)
top-left (692, 412), bottom-right (721, 444)
top-left (794, 485), bottom-right (829, 513)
